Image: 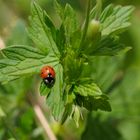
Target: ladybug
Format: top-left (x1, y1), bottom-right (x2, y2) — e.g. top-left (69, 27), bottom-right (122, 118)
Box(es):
top-left (40, 66), bottom-right (55, 87)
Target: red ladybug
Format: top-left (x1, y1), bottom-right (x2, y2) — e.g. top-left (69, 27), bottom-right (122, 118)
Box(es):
top-left (40, 66), bottom-right (55, 87)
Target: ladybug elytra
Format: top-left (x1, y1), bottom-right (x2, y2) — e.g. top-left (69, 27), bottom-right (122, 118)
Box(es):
top-left (40, 66), bottom-right (55, 87)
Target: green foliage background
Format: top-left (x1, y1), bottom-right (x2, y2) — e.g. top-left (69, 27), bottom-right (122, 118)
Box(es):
top-left (0, 0), bottom-right (140, 140)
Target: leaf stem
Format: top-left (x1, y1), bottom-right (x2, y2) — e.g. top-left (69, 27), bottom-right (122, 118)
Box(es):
top-left (28, 93), bottom-right (57, 140)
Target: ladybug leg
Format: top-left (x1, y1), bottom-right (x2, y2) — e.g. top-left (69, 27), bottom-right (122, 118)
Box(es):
top-left (50, 78), bottom-right (55, 85)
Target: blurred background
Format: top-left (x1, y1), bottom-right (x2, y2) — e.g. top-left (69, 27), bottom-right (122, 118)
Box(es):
top-left (0, 0), bottom-right (140, 140)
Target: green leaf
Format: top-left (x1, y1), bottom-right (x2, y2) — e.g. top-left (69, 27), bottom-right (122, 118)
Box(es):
top-left (63, 4), bottom-right (78, 44)
top-left (2, 45), bottom-right (45, 60)
top-left (72, 106), bottom-right (80, 127)
top-left (67, 93), bottom-right (76, 104)
top-left (0, 45), bottom-right (59, 83)
top-left (55, 2), bottom-right (78, 52)
top-left (61, 103), bottom-right (73, 124)
top-left (99, 4), bottom-right (114, 23)
top-left (76, 94), bottom-right (111, 112)
top-left (74, 83), bottom-right (102, 97)
top-left (93, 95), bottom-right (112, 111)
top-left (0, 59), bottom-right (19, 69)
top-left (87, 36), bottom-right (131, 56)
top-left (70, 30), bottom-right (82, 51)
top-left (74, 81), bottom-right (111, 112)
top-left (46, 64), bottom-right (65, 121)
top-left (43, 12), bottom-right (56, 41)
top-left (64, 51), bottom-right (83, 83)
top-left (39, 81), bottom-right (51, 96)
top-left (54, 0), bottom-right (64, 19)
top-left (55, 25), bottom-right (66, 55)
top-left (28, 2), bottom-right (60, 57)
top-left (100, 5), bottom-right (135, 35)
